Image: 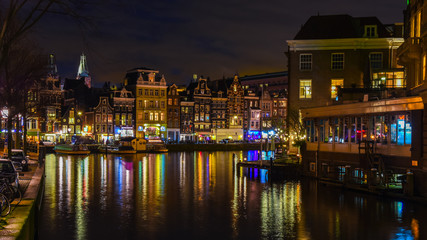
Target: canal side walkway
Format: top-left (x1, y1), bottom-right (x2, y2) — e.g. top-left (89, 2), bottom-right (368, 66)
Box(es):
top-left (0, 158), bottom-right (45, 240)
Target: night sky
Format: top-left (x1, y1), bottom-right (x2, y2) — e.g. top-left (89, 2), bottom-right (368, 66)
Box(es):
top-left (33, 0), bottom-right (406, 87)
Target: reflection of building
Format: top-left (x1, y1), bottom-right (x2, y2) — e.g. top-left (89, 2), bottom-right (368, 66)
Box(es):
top-left (111, 88), bottom-right (134, 139)
top-left (167, 84), bottom-right (180, 142)
top-left (125, 68), bottom-right (168, 139)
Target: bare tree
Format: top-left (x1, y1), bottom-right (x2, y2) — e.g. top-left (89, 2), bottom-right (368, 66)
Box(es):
top-left (0, 0), bottom-right (89, 156)
top-left (0, 40), bottom-right (45, 155)
top-left (285, 107), bottom-right (306, 148)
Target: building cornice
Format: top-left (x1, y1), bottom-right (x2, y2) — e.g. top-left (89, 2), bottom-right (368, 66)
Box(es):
top-left (287, 38), bottom-right (404, 51)
top-left (302, 96), bottom-right (423, 118)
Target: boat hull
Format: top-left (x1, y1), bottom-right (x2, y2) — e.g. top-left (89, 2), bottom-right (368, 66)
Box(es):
top-left (107, 150), bottom-right (137, 154)
top-left (54, 150), bottom-right (91, 155)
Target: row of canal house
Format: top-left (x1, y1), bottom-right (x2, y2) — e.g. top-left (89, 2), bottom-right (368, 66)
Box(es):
top-left (21, 55), bottom-right (287, 144)
top-left (170, 74), bottom-right (287, 143)
top-left (289, 10), bottom-right (427, 196)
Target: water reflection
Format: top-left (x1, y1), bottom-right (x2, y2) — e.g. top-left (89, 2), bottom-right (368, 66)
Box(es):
top-left (40, 151), bottom-right (427, 240)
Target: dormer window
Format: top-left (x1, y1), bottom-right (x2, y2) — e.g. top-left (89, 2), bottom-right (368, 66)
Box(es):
top-left (365, 25), bottom-right (377, 38)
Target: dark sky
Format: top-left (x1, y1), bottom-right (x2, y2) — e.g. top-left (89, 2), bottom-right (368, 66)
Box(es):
top-left (33, 0), bottom-right (406, 87)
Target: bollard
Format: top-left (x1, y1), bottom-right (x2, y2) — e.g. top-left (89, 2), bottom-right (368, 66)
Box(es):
top-left (404, 171), bottom-right (414, 197)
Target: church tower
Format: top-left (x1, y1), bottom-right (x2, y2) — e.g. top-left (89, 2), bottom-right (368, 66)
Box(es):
top-left (77, 53), bottom-right (92, 88)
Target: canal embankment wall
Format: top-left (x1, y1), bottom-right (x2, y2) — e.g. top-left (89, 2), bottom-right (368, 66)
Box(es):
top-left (0, 164), bottom-right (45, 240)
top-left (166, 143), bottom-right (262, 151)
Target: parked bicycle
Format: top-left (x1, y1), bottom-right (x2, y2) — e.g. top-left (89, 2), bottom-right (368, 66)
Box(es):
top-left (0, 178), bottom-right (21, 203)
top-left (0, 192), bottom-right (10, 217)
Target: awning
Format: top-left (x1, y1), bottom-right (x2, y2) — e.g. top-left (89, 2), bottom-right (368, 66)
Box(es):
top-left (26, 131), bottom-right (40, 136)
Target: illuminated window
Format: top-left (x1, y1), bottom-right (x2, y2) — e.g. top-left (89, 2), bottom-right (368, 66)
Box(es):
top-left (299, 79), bottom-right (312, 99)
top-left (299, 54), bottom-right (312, 71)
top-left (168, 98), bottom-right (172, 105)
top-left (369, 53), bottom-right (383, 69)
top-left (423, 54), bottom-right (426, 83)
top-left (331, 79), bottom-right (344, 99)
top-left (160, 113), bottom-right (164, 121)
top-left (331, 53), bottom-right (344, 70)
top-left (364, 25), bottom-right (377, 37)
top-left (410, 16), bottom-right (415, 38)
top-left (155, 113), bottom-right (158, 121)
top-left (416, 11), bottom-right (421, 37)
top-left (149, 113), bottom-right (153, 121)
top-left (69, 111), bottom-right (75, 124)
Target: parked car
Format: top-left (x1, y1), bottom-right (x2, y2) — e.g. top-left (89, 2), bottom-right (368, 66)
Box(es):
top-left (9, 149), bottom-right (29, 172)
top-left (0, 159), bottom-right (19, 186)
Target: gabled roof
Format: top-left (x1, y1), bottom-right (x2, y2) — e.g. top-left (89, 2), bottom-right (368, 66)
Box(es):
top-left (124, 67), bottom-right (164, 85)
top-left (294, 15), bottom-right (392, 40)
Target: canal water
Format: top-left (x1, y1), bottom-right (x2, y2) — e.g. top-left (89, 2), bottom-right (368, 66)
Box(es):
top-left (38, 151), bottom-right (426, 240)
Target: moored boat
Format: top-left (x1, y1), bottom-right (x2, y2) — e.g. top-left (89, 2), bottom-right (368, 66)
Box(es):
top-left (54, 144), bottom-right (91, 155)
top-left (101, 145), bottom-right (136, 154)
top-left (146, 138), bottom-right (168, 153)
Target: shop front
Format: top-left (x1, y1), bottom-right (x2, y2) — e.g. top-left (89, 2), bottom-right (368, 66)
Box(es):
top-left (114, 126), bottom-right (134, 139)
top-left (140, 124), bottom-right (167, 140)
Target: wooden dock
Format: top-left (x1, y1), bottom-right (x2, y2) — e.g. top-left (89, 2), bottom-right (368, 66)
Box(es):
top-left (236, 160), bottom-right (302, 177)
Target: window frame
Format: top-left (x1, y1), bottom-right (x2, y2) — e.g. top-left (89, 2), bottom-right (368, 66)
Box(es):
top-left (331, 53), bottom-right (344, 70)
top-left (331, 79), bottom-right (344, 99)
top-left (299, 79), bottom-right (312, 99)
top-left (369, 52), bottom-right (383, 70)
top-left (299, 53), bottom-right (312, 71)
